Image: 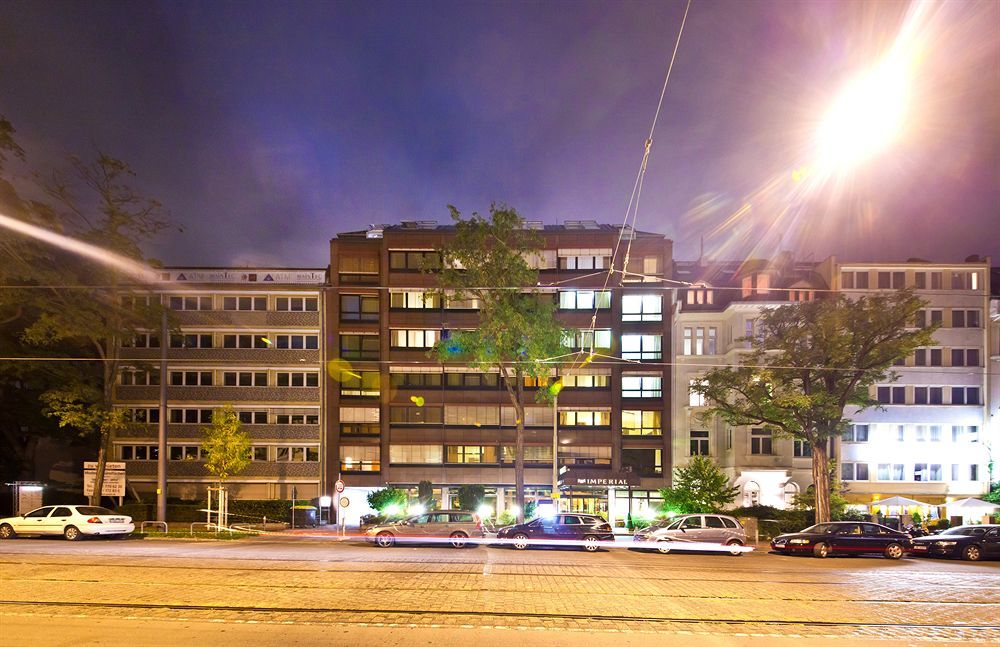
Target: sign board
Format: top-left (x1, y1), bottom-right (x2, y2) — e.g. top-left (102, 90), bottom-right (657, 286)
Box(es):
top-left (83, 462), bottom-right (126, 497)
top-left (335, 480), bottom-right (345, 493)
top-left (339, 496), bottom-right (350, 508)
top-left (14, 484), bottom-right (43, 516)
top-left (558, 469), bottom-right (641, 488)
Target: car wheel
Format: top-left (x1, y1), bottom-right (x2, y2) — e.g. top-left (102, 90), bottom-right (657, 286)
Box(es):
top-left (63, 526), bottom-right (81, 541)
top-left (656, 541), bottom-right (672, 554)
top-left (375, 531), bottom-right (395, 548)
top-left (962, 544), bottom-right (982, 562)
top-left (726, 539), bottom-right (744, 556)
top-left (883, 543), bottom-right (904, 560)
top-left (582, 535), bottom-right (600, 552)
top-left (813, 542), bottom-right (829, 558)
top-left (0, 523), bottom-right (15, 539)
top-left (512, 533), bottom-right (529, 550)
top-left (449, 532), bottom-right (469, 549)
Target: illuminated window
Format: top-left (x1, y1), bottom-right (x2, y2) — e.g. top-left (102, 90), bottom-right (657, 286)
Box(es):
top-left (389, 445), bottom-right (443, 464)
top-left (389, 291), bottom-right (440, 309)
top-left (621, 334), bottom-right (661, 360)
top-left (390, 329), bottom-right (440, 349)
top-left (688, 379), bottom-right (706, 407)
top-left (622, 294), bottom-right (662, 320)
top-left (340, 371), bottom-right (380, 397)
top-left (559, 410), bottom-right (611, 426)
top-left (622, 375), bottom-right (661, 398)
top-left (340, 445), bottom-right (379, 472)
top-left (622, 410), bottom-right (661, 436)
top-left (559, 290), bottom-right (611, 310)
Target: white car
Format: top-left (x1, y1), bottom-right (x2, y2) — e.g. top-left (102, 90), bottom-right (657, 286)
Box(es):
top-left (0, 505), bottom-right (135, 541)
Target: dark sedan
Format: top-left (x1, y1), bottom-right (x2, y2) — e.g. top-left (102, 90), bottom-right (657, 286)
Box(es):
top-left (770, 521), bottom-right (912, 559)
top-left (910, 524), bottom-right (999, 561)
top-left (496, 513), bottom-right (614, 552)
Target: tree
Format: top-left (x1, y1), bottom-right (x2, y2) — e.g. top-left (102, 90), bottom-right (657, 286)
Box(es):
top-left (201, 406), bottom-right (251, 484)
top-left (0, 133), bottom-right (169, 503)
top-left (456, 484), bottom-right (486, 512)
top-left (367, 487), bottom-right (407, 516)
top-left (659, 456), bottom-right (739, 514)
top-left (416, 480), bottom-right (436, 510)
top-left (430, 205), bottom-right (568, 522)
top-left (792, 460), bottom-right (848, 519)
top-left (692, 291), bottom-right (935, 523)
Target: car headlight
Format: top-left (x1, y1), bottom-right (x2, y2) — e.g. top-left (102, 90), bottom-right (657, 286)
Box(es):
top-left (934, 541), bottom-right (957, 547)
top-left (788, 539), bottom-right (811, 545)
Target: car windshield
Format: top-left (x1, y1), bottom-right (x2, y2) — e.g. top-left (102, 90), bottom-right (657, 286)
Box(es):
top-left (76, 506), bottom-right (115, 516)
top-left (938, 526), bottom-right (986, 536)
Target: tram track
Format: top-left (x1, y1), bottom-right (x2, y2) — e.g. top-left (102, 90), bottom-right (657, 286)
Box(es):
top-left (2, 598), bottom-right (998, 632)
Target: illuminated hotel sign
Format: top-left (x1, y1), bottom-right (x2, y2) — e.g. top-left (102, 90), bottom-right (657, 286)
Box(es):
top-left (559, 471), bottom-right (641, 487)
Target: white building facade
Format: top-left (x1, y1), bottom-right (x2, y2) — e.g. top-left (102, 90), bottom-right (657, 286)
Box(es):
top-left (836, 258), bottom-right (993, 516)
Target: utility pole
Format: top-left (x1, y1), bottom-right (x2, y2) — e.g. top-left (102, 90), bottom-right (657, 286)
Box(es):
top-left (552, 383), bottom-right (559, 508)
top-left (156, 309), bottom-right (168, 523)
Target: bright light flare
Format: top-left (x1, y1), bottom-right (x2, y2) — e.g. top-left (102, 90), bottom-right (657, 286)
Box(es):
top-left (0, 211), bottom-right (159, 282)
top-left (406, 504), bottom-right (425, 516)
top-left (816, 58), bottom-right (910, 170)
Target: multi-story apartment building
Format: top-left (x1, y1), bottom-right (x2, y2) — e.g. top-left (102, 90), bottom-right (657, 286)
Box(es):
top-left (327, 220), bottom-right (672, 527)
top-left (990, 268), bottom-right (1000, 489)
top-left (836, 257), bottom-right (993, 515)
top-left (672, 254), bottom-right (834, 508)
top-left (115, 267), bottom-right (326, 500)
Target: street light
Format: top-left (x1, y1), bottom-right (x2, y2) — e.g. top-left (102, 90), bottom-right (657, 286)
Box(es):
top-left (549, 377), bottom-right (564, 508)
top-left (816, 58), bottom-right (910, 170)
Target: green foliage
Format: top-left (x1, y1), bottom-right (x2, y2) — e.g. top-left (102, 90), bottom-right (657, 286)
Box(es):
top-left (792, 461), bottom-right (849, 519)
top-left (456, 484), bottom-right (486, 511)
top-left (416, 480), bottom-right (437, 509)
top-left (927, 518), bottom-right (950, 532)
top-left (0, 120), bottom-right (170, 497)
top-left (497, 510), bottom-right (516, 526)
top-left (727, 505), bottom-right (815, 538)
top-left (658, 456), bottom-right (739, 514)
top-left (430, 205), bottom-right (568, 521)
top-left (983, 482), bottom-right (1000, 504)
top-left (201, 405), bottom-right (251, 483)
top-left (367, 487), bottom-right (408, 514)
top-left (691, 291), bottom-right (934, 522)
top-left (523, 500), bottom-right (537, 519)
top-left (911, 510), bottom-right (922, 524)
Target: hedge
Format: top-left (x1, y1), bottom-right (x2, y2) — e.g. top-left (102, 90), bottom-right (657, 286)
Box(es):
top-left (117, 499), bottom-right (295, 524)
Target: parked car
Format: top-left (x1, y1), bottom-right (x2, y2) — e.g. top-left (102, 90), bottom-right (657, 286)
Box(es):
top-left (770, 521), bottom-right (911, 559)
top-left (496, 513), bottom-right (614, 552)
top-left (910, 524), bottom-right (1000, 561)
top-left (633, 513), bottom-right (747, 555)
top-left (0, 505), bottom-right (135, 541)
top-left (365, 510), bottom-right (483, 548)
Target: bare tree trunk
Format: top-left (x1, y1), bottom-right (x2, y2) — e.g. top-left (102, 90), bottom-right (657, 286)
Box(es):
top-left (514, 366), bottom-right (525, 524)
top-left (90, 429), bottom-right (109, 506)
top-left (811, 441), bottom-right (831, 523)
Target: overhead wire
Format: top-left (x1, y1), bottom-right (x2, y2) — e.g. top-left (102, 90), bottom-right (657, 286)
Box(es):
top-left (584, 0), bottom-right (693, 369)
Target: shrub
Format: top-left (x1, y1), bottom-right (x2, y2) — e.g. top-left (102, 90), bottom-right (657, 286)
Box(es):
top-left (456, 485), bottom-right (486, 512)
top-left (927, 518), bottom-right (950, 532)
top-left (497, 510), bottom-right (516, 526)
top-left (367, 487), bottom-right (408, 515)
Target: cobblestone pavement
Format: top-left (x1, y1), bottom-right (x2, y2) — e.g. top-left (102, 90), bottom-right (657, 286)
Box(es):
top-left (1, 537), bottom-right (998, 644)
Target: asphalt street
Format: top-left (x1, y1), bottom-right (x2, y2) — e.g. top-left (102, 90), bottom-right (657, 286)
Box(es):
top-left (1, 535), bottom-right (998, 646)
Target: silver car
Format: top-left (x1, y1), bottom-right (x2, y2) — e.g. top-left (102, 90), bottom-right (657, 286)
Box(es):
top-left (365, 510), bottom-right (483, 548)
top-left (634, 514), bottom-right (747, 555)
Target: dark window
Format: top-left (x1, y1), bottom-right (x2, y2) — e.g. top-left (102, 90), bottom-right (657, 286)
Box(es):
top-left (704, 516), bottom-right (725, 529)
top-left (51, 507), bottom-right (72, 517)
top-left (340, 294), bottom-right (379, 321)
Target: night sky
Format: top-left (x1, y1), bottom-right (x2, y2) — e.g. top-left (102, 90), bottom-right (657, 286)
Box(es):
top-left (2, 0), bottom-right (997, 268)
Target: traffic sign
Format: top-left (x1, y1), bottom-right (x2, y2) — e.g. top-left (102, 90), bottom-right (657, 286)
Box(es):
top-left (339, 496), bottom-right (350, 508)
top-left (335, 480), bottom-right (345, 493)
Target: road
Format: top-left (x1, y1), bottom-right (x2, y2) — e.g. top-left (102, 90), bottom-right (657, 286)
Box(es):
top-left (1, 535), bottom-right (998, 646)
